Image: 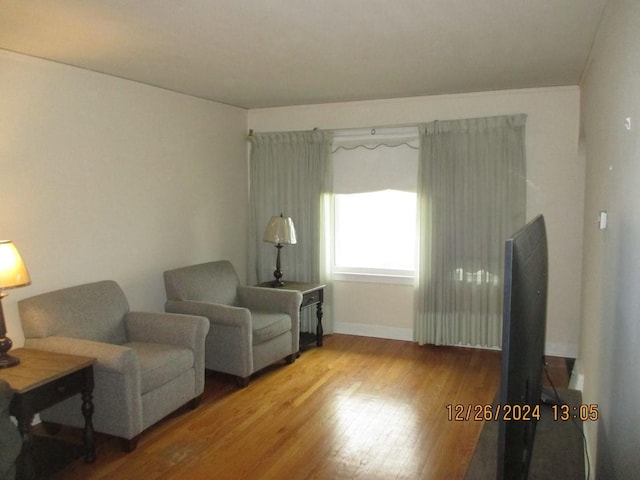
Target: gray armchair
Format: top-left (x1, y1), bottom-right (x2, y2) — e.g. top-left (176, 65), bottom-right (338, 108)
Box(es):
top-left (163, 261), bottom-right (303, 386)
top-left (18, 280), bottom-right (209, 452)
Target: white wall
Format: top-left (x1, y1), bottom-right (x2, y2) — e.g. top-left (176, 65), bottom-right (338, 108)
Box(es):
top-left (249, 87), bottom-right (585, 356)
top-left (0, 50), bottom-right (249, 346)
top-left (579, 1), bottom-right (640, 477)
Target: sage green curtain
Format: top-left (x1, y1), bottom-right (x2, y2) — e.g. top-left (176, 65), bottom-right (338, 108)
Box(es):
top-left (414, 115), bottom-right (527, 347)
top-left (248, 130), bottom-right (333, 333)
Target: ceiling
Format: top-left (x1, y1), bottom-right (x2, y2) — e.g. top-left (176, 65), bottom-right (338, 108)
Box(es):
top-left (0, 0), bottom-right (607, 109)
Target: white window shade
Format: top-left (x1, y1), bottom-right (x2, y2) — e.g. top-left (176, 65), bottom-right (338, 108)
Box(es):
top-left (332, 128), bottom-right (418, 194)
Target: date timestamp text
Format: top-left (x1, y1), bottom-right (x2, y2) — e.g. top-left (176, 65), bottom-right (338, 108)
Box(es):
top-left (446, 403), bottom-right (599, 422)
top-left (446, 403), bottom-right (540, 422)
top-left (551, 403), bottom-right (599, 421)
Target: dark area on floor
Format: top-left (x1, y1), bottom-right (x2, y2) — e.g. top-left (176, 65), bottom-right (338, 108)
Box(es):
top-left (466, 356), bottom-right (585, 479)
top-left (27, 425), bottom-right (84, 479)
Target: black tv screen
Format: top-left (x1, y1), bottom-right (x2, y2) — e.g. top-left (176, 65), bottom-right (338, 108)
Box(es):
top-left (497, 214), bottom-right (549, 480)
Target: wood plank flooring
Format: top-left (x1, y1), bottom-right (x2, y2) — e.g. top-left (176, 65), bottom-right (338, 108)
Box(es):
top-left (48, 334), bottom-right (503, 480)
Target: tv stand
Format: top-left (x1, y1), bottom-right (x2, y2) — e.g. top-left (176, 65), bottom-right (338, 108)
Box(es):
top-left (465, 388), bottom-right (585, 479)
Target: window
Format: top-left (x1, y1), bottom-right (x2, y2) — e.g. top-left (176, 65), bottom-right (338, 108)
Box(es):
top-left (334, 190), bottom-right (416, 275)
top-left (332, 127), bottom-right (419, 282)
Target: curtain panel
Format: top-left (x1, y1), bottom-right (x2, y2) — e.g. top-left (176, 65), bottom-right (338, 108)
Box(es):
top-left (248, 130), bottom-right (333, 332)
top-left (414, 115), bottom-right (527, 348)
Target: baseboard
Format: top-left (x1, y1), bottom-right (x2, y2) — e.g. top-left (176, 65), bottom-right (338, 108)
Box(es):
top-left (333, 322), bottom-right (413, 341)
top-left (333, 325), bottom-right (579, 355)
top-left (567, 358), bottom-right (593, 476)
top-left (568, 358), bottom-right (584, 392)
top-left (569, 371), bottom-right (584, 392)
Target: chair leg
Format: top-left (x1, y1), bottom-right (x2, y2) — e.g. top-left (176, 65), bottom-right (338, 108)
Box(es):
top-left (121, 436), bottom-right (139, 453)
top-left (189, 394), bottom-right (203, 410)
top-left (236, 376), bottom-right (250, 388)
top-left (286, 353), bottom-right (296, 365)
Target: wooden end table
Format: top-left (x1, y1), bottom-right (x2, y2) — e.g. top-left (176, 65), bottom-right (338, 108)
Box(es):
top-left (0, 348), bottom-right (96, 480)
top-left (256, 281), bottom-right (326, 350)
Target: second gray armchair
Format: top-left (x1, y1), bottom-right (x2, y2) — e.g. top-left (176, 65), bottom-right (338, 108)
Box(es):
top-left (163, 261), bottom-right (303, 386)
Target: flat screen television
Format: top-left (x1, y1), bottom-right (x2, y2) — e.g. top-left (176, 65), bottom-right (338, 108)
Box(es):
top-left (497, 214), bottom-right (549, 480)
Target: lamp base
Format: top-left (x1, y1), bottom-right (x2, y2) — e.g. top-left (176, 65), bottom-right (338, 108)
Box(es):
top-left (0, 353), bottom-right (19, 369)
top-left (0, 332), bottom-right (19, 368)
top-left (0, 296), bottom-right (20, 368)
top-left (271, 243), bottom-right (285, 287)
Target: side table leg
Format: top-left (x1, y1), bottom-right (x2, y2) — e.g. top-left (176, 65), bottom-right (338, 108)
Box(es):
top-left (81, 370), bottom-right (96, 463)
top-left (316, 301), bottom-right (324, 347)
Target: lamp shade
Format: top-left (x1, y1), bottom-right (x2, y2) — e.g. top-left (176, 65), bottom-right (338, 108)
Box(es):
top-left (263, 215), bottom-right (297, 245)
top-left (0, 241), bottom-right (31, 290)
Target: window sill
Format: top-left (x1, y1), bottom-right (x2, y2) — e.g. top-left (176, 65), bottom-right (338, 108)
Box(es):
top-left (331, 271), bottom-right (414, 286)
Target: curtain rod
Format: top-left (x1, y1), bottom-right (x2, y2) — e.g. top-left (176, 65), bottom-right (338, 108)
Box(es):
top-left (248, 126), bottom-right (415, 136)
top-left (247, 126), bottom-right (420, 152)
top-left (332, 125), bottom-right (418, 140)
top-left (247, 124), bottom-right (421, 139)
top-left (247, 127), bottom-right (319, 138)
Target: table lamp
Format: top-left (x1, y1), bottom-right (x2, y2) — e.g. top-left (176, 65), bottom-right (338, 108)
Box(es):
top-left (263, 214), bottom-right (297, 287)
top-left (0, 240), bottom-right (31, 368)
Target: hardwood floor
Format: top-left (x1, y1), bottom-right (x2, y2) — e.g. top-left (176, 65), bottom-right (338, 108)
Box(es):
top-left (49, 334), bottom-right (503, 480)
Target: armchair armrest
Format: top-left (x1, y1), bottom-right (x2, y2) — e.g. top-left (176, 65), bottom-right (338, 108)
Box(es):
top-left (164, 300), bottom-right (251, 328)
top-left (237, 286), bottom-right (303, 315)
top-left (165, 299), bottom-right (253, 377)
top-left (125, 311), bottom-right (210, 350)
top-left (125, 311), bottom-right (210, 396)
top-left (237, 287), bottom-right (302, 351)
top-left (23, 336), bottom-right (138, 375)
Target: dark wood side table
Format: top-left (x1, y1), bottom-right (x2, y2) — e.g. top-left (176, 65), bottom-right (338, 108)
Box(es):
top-left (257, 281), bottom-right (326, 350)
top-left (0, 348), bottom-right (96, 480)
